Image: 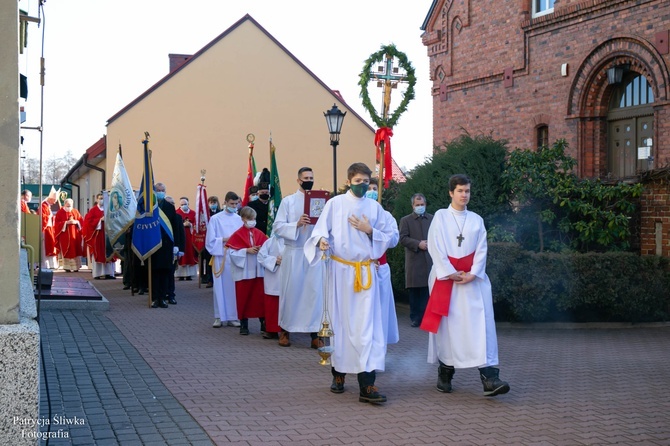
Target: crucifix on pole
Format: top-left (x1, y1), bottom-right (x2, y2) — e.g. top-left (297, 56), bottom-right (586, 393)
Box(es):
top-left (360, 45), bottom-right (416, 203)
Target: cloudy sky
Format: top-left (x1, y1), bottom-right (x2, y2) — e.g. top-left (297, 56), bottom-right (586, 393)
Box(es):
top-left (19, 0), bottom-right (434, 171)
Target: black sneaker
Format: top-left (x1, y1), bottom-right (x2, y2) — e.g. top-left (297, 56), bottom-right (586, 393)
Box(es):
top-left (239, 327), bottom-right (250, 336)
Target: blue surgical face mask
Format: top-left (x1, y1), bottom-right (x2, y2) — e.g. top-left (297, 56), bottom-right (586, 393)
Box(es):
top-left (250, 195), bottom-right (259, 202)
top-left (209, 204), bottom-right (218, 211)
top-left (365, 190), bottom-right (378, 200)
top-left (414, 205), bottom-right (426, 215)
top-left (226, 206), bottom-right (237, 214)
top-left (155, 191), bottom-right (166, 200)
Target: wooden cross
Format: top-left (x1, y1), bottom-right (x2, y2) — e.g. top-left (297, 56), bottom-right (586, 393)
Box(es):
top-left (369, 54), bottom-right (409, 120)
top-left (456, 234), bottom-right (464, 247)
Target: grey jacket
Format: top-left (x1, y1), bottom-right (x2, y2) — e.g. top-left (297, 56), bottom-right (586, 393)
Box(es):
top-left (398, 212), bottom-right (433, 288)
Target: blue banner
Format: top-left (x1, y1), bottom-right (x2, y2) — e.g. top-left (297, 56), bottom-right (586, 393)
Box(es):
top-left (131, 137), bottom-right (162, 263)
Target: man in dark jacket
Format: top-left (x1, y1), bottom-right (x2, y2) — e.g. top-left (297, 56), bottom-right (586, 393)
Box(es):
top-left (151, 182), bottom-right (186, 308)
top-left (247, 181), bottom-right (270, 235)
top-left (398, 193), bottom-right (433, 326)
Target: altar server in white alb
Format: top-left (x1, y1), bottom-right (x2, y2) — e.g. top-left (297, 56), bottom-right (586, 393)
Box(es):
top-left (205, 191), bottom-right (243, 329)
top-left (305, 162), bottom-right (398, 405)
top-left (272, 167), bottom-right (324, 348)
top-left (421, 174), bottom-right (509, 397)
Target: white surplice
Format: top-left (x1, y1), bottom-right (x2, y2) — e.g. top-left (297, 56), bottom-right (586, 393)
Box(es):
top-left (305, 192), bottom-right (398, 374)
top-left (257, 235), bottom-right (284, 296)
top-left (426, 205), bottom-right (499, 369)
top-left (205, 210), bottom-right (242, 321)
top-left (273, 190), bottom-right (323, 333)
top-left (377, 209), bottom-right (400, 346)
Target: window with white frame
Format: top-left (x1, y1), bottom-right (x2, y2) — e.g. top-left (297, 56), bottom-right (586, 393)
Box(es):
top-left (533, 0), bottom-right (555, 17)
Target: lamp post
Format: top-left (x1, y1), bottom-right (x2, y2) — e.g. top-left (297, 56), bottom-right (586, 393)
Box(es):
top-left (324, 104), bottom-right (346, 194)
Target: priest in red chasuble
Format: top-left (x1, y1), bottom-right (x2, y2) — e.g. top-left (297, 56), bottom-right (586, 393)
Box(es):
top-left (175, 197), bottom-right (198, 280)
top-left (54, 198), bottom-right (84, 272)
top-left (226, 206), bottom-right (268, 336)
top-left (41, 191), bottom-right (59, 269)
top-left (83, 193), bottom-right (116, 279)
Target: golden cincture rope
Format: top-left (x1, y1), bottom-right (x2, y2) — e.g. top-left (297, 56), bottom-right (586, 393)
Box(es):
top-left (330, 255), bottom-right (373, 292)
top-left (212, 248), bottom-right (228, 278)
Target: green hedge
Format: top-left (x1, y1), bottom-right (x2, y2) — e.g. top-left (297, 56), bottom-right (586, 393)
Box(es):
top-left (487, 243), bottom-right (670, 322)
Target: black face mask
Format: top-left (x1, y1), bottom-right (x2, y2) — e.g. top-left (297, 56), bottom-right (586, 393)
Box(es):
top-left (259, 193), bottom-right (270, 201)
top-left (301, 181), bottom-right (314, 191)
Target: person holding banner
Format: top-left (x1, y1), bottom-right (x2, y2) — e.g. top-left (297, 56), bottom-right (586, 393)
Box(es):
top-left (83, 193), bottom-right (115, 279)
top-left (422, 174), bottom-right (509, 397)
top-left (150, 183), bottom-right (185, 308)
top-left (176, 197), bottom-right (198, 281)
top-left (201, 196), bottom-right (221, 288)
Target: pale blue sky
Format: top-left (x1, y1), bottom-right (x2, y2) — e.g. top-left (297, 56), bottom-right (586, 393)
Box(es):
top-left (19, 0), bottom-right (434, 171)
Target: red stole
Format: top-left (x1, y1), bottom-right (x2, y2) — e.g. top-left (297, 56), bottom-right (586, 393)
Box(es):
top-left (225, 227), bottom-right (268, 250)
top-left (420, 252), bottom-right (475, 334)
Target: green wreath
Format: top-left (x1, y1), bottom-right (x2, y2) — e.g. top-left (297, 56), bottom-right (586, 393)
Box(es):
top-left (358, 44), bottom-right (416, 129)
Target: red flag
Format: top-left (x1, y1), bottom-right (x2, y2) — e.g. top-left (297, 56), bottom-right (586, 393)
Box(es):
top-left (193, 183), bottom-right (209, 253)
top-left (241, 142), bottom-right (256, 206)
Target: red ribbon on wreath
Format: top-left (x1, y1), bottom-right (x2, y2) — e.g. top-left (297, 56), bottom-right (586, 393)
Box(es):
top-left (374, 127), bottom-right (394, 188)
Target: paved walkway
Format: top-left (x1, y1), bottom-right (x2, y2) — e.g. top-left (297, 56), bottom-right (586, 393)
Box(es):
top-left (37, 270), bottom-right (670, 445)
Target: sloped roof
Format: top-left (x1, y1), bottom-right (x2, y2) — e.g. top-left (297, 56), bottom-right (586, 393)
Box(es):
top-left (106, 14), bottom-right (373, 132)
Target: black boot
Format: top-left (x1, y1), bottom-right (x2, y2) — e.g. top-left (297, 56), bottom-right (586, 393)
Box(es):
top-left (330, 367), bottom-right (346, 394)
top-left (478, 366), bottom-right (510, 397)
top-left (357, 371), bottom-right (386, 404)
top-left (239, 318), bottom-right (249, 335)
top-left (437, 361), bottom-right (455, 393)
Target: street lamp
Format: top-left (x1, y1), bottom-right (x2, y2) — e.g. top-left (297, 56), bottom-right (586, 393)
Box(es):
top-left (324, 103), bottom-right (346, 194)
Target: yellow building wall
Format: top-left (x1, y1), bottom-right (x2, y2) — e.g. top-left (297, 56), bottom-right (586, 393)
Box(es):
top-left (106, 19), bottom-right (376, 201)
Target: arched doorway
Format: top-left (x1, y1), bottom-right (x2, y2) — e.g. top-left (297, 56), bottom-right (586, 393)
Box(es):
top-left (607, 73), bottom-right (655, 178)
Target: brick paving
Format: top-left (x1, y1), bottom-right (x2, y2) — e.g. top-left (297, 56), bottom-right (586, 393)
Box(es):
top-left (38, 270), bottom-right (670, 445)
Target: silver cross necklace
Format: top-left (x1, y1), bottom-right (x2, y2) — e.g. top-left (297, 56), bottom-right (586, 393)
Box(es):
top-left (450, 210), bottom-right (467, 247)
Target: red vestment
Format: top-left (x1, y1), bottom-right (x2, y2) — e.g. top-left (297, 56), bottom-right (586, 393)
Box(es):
top-left (41, 201), bottom-right (58, 257)
top-left (226, 227), bottom-right (269, 319)
top-left (263, 294), bottom-right (280, 333)
top-left (54, 207), bottom-right (84, 260)
top-left (176, 208), bottom-right (198, 266)
top-left (21, 201), bottom-right (30, 214)
top-left (83, 205), bottom-right (106, 262)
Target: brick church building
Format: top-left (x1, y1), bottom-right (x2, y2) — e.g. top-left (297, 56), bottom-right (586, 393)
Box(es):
top-left (421, 0), bottom-right (670, 256)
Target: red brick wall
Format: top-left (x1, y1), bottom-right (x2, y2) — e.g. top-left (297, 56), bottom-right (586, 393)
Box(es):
top-left (424, 0), bottom-right (670, 172)
top-left (423, 0), bottom-right (670, 256)
top-left (640, 177), bottom-right (670, 257)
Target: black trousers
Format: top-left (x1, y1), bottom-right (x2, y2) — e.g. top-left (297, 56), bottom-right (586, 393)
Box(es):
top-left (408, 286), bottom-right (429, 324)
top-left (152, 268), bottom-right (171, 303)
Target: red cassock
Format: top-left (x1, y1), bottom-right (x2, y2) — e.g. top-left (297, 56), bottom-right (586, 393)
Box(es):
top-left (21, 201), bottom-right (30, 214)
top-left (226, 227), bottom-right (269, 320)
top-left (41, 201), bottom-right (58, 257)
top-left (54, 207), bottom-right (84, 259)
top-left (176, 208), bottom-right (198, 266)
top-left (83, 205), bottom-right (106, 263)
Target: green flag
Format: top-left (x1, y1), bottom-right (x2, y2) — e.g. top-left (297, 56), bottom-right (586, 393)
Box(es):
top-left (266, 139), bottom-right (282, 236)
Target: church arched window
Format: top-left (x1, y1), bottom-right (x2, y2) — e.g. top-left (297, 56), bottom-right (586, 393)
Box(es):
top-left (610, 74), bottom-right (654, 109)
